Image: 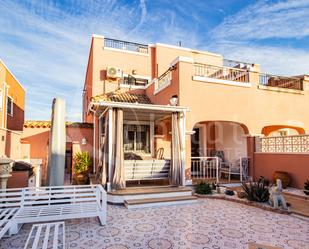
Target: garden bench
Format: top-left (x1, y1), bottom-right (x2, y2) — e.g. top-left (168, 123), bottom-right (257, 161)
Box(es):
top-left (24, 222), bottom-right (65, 249)
top-left (0, 184), bottom-right (106, 236)
top-left (0, 208), bottom-right (20, 239)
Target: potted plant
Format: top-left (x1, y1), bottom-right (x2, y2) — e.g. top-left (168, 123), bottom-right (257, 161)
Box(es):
top-left (73, 151), bottom-right (92, 185)
top-left (195, 182), bottom-right (212, 195)
top-left (304, 179), bottom-right (309, 196)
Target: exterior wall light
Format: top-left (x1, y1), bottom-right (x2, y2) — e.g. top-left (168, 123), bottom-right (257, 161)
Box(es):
top-left (81, 138), bottom-right (87, 145)
top-left (169, 95), bottom-right (178, 106)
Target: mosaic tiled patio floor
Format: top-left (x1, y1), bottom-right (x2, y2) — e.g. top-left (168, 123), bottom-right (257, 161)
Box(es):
top-left (1, 199), bottom-right (308, 249)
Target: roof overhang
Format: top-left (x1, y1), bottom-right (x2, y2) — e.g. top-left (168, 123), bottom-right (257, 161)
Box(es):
top-left (90, 101), bottom-right (189, 113)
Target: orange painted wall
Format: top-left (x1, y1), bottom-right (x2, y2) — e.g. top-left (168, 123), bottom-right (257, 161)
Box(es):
top-left (0, 60), bottom-right (25, 131)
top-left (254, 153), bottom-right (309, 189)
top-left (261, 125), bottom-right (305, 136)
top-left (22, 126), bottom-right (93, 184)
top-left (83, 36), bottom-right (309, 181)
top-left (174, 60), bottom-right (309, 134)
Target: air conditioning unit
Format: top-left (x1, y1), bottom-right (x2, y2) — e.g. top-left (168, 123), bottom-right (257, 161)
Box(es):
top-left (106, 66), bottom-right (123, 79)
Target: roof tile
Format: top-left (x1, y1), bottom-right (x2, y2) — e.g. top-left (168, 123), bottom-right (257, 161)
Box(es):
top-left (91, 91), bottom-right (152, 105)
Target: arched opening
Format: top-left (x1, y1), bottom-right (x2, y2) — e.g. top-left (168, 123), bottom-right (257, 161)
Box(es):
top-left (261, 125), bottom-right (305, 137)
top-left (191, 121), bottom-right (249, 160)
top-left (191, 121), bottom-right (249, 182)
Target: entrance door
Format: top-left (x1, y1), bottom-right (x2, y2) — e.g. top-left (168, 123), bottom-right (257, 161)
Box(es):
top-left (191, 127), bottom-right (200, 157)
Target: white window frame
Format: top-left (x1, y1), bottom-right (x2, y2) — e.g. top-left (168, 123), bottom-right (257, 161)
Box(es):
top-left (7, 96), bottom-right (13, 116)
top-left (123, 120), bottom-right (154, 156)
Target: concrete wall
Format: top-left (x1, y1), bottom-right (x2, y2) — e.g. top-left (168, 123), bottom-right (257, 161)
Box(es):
top-left (254, 153), bottom-right (309, 189)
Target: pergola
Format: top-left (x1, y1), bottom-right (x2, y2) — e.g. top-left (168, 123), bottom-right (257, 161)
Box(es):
top-left (90, 100), bottom-right (189, 191)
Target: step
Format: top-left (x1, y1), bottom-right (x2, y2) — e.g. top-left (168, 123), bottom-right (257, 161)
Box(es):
top-left (124, 196), bottom-right (198, 209)
top-left (108, 186), bottom-right (193, 204)
top-left (108, 186), bottom-right (192, 195)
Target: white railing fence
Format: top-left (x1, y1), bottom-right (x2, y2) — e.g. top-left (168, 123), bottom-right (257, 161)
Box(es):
top-left (190, 157), bottom-right (219, 182)
top-left (104, 38), bottom-right (148, 54)
top-left (193, 63), bottom-right (250, 83)
top-left (257, 134), bottom-right (309, 153)
top-left (259, 73), bottom-right (303, 90)
top-left (155, 70), bottom-right (172, 92)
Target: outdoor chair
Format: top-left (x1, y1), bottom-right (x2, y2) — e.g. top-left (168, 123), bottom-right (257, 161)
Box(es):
top-left (220, 157), bottom-right (249, 182)
top-left (210, 150), bottom-right (230, 168)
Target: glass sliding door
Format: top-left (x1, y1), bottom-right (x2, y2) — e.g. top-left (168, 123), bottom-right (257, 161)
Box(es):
top-left (124, 124), bottom-right (150, 153)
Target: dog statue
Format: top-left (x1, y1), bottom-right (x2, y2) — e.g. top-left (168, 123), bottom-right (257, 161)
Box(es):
top-left (269, 179), bottom-right (288, 210)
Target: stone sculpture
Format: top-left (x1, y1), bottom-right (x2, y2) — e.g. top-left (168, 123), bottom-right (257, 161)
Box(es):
top-left (269, 179), bottom-right (288, 210)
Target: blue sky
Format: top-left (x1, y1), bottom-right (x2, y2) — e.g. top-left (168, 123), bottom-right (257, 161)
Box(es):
top-left (1, 0), bottom-right (309, 121)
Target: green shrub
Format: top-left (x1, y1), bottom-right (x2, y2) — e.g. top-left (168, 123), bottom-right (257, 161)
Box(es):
top-left (74, 152), bottom-right (92, 174)
top-left (195, 182), bottom-right (212, 195)
top-left (304, 179), bottom-right (309, 196)
top-left (242, 177), bottom-right (270, 202)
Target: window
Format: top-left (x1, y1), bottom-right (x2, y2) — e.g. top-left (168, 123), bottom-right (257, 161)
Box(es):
top-left (7, 96), bottom-right (13, 116)
top-left (124, 124), bottom-right (150, 153)
top-left (121, 76), bottom-right (148, 87)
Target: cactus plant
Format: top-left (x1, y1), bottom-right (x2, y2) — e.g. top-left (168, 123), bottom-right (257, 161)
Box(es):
top-left (242, 177), bottom-right (270, 202)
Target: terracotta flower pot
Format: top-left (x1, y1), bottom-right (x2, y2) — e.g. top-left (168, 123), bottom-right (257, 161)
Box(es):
top-left (273, 171), bottom-right (290, 189)
top-left (75, 173), bottom-right (88, 185)
top-left (237, 191), bottom-right (246, 199)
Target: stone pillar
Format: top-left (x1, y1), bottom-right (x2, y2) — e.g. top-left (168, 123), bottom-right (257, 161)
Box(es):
top-left (0, 156), bottom-right (14, 189)
top-left (47, 98), bottom-right (66, 186)
top-left (30, 159), bottom-right (43, 188)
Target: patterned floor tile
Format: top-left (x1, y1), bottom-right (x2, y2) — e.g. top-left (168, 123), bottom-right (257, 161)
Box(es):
top-left (1, 199), bottom-right (308, 249)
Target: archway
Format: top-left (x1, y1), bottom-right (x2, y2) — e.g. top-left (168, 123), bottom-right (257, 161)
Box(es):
top-left (190, 120), bottom-right (249, 182)
top-left (261, 125), bottom-right (305, 137)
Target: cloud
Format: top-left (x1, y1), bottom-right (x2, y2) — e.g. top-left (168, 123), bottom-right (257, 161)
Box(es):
top-left (208, 42), bottom-right (309, 75)
top-left (0, 0), bottom-right (308, 122)
top-left (0, 0), bottom-right (202, 121)
top-left (211, 0), bottom-right (309, 40)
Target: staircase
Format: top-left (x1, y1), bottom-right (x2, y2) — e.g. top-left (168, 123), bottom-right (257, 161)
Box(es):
top-left (108, 186), bottom-right (198, 209)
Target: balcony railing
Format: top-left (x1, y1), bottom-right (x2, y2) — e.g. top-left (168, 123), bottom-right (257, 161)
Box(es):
top-left (259, 73), bottom-right (303, 90)
top-left (191, 157), bottom-right (219, 182)
top-left (193, 63), bottom-right (250, 83)
top-left (223, 59), bottom-right (253, 68)
top-left (257, 134), bottom-right (309, 153)
top-left (104, 38), bottom-right (148, 54)
top-left (155, 68), bottom-right (172, 91)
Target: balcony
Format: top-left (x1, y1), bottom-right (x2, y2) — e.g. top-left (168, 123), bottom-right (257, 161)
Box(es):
top-left (193, 63), bottom-right (250, 86)
top-left (154, 69), bottom-right (172, 93)
top-left (193, 63), bottom-right (303, 91)
top-left (259, 73), bottom-right (303, 91)
top-left (104, 38), bottom-right (148, 54)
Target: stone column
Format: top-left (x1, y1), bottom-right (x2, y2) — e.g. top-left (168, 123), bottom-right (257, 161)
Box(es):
top-left (0, 156), bottom-right (14, 189)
